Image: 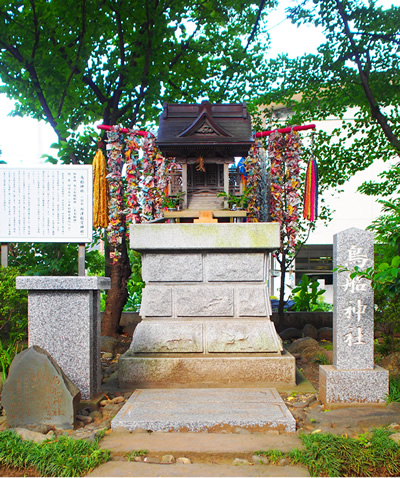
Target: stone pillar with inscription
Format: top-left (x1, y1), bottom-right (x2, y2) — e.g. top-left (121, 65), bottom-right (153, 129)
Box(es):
top-left (319, 227), bottom-right (389, 407)
top-left (16, 276), bottom-right (111, 400)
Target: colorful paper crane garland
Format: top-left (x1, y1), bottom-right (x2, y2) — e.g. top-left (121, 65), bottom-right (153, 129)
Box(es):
top-left (268, 130), bottom-right (302, 249)
top-left (244, 142), bottom-right (262, 222)
top-left (103, 126), bottom-right (169, 263)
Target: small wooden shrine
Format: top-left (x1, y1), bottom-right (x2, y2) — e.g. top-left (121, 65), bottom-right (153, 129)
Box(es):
top-left (156, 101), bottom-right (253, 212)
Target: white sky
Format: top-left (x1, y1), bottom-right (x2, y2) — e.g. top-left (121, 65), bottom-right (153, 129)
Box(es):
top-left (0, 2), bottom-right (327, 166)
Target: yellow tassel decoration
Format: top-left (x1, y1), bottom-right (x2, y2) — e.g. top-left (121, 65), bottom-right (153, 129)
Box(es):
top-left (92, 148), bottom-right (109, 228)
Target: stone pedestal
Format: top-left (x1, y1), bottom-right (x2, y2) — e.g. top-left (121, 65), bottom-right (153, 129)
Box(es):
top-left (320, 365), bottom-right (389, 407)
top-left (16, 276), bottom-right (111, 399)
top-left (120, 223), bottom-right (296, 388)
top-left (319, 228), bottom-right (389, 407)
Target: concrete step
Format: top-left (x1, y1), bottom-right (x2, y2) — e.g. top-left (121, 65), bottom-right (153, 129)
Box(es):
top-left (90, 430), bottom-right (309, 477)
top-left (88, 460), bottom-right (310, 476)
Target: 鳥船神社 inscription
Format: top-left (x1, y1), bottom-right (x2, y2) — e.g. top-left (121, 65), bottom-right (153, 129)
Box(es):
top-left (0, 166), bottom-right (92, 242)
top-left (320, 228), bottom-right (389, 407)
top-left (334, 239), bottom-right (374, 370)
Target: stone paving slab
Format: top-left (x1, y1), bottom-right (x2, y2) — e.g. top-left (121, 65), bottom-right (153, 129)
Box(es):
top-left (99, 430), bottom-right (303, 454)
top-left (111, 388), bottom-right (296, 432)
top-left (88, 461), bottom-right (310, 477)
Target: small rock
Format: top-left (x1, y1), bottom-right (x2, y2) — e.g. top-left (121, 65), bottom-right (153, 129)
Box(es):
top-left (89, 410), bottom-right (103, 421)
top-left (161, 454), bottom-right (175, 464)
top-left (102, 403), bottom-right (122, 419)
top-left (24, 424), bottom-right (53, 434)
top-left (77, 407), bottom-right (91, 417)
top-left (14, 427), bottom-right (49, 444)
top-left (46, 430), bottom-right (56, 440)
top-left (389, 432), bottom-right (400, 443)
top-left (133, 456), bottom-right (143, 462)
top-left (233, 458), bottom-right (251, 466)
top-left (291, 409), bottom-right (307, 422)
top-left (100, 399), bottom-right (112, 406)
top-left (311, 429), bottom-right (322, 434)
top-left (111, 396), bottom-right (125, 404)
top-left (308, 400), bottom-right (322, 410)
top-left (280, 328), bottom-right (302, 340)
top-left (101, 336), bottom-right (118, 355)
top-left (252, 455), bottom-right (269, 465)
top-left (387, 402), bottom-right (400, 412)
top-left (382, 353), bottom-right (400, 376)
top-left (302, 324), bottom-right (318, 340)
top-left (287, 337), bottom-right (321, 360)
top-left (279, 458), bottom-right (290, 466)
top-left (305, 395), bottom-right (318, 407)
top-left (176, 457), bottom-right (191, 464)
top-left (293, 401), bottom-right (308, 409)
top-left (76, 415), bottom-right (93, 425)
top-left (318, 327), bottom-right (333, 341)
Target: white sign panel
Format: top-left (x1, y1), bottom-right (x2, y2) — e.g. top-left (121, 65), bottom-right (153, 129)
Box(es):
top-left (0, 166), bottom-right (93, 243)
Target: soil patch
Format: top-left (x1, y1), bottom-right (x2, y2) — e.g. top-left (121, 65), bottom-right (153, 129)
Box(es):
top-left (0, 465), bottom-right (40, 477)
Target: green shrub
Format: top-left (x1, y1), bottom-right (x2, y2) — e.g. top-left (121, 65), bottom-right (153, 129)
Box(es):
top-left (0, 266), bottom-right (28, 381)
top-left (0, 266), bottom-right (27, 342)
top-left (291, 274), bottom-right (326, 312)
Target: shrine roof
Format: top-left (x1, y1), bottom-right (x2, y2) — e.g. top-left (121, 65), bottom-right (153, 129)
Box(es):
top-left (156, 101), bottom-right (254, 157)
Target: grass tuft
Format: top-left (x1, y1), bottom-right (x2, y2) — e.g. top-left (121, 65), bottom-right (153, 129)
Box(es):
top-left (254, 449), bottom-right (284, 464)
top-left (386, 376), bottom-right (400, 403)
top-left (126, 449), bottom-right (148, 460)
top-left (0, 430), bottom-right (110, 477)
top-left (258, 428), bottom-right (400, 477)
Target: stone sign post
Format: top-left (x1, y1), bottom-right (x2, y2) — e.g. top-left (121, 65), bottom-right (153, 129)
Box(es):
top-left (16, 276), bottom-right (110, 400)
top-left (319, 227), bottom-right (389, 407)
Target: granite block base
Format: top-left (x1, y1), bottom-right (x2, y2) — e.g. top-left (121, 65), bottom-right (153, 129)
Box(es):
top-left (118, 351), bottom-right (296, 388)
top-left (111, 388), bottom-right (296, 433)
top-left (319, 365), bottom-right (389, 408)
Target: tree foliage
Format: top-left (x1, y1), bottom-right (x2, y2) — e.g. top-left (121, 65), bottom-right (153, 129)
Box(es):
top-left (0, 0), bottom-right (276, 335)
top-left (254, 0), bottom-right (400, 195)
top-left (0, 0), bottom-right (274, 163)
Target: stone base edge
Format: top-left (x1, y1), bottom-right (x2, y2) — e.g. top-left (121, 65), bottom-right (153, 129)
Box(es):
top-left (319, 365), bottom-right (389, 408)
top-left (119, 352), bottom-right (296, 388)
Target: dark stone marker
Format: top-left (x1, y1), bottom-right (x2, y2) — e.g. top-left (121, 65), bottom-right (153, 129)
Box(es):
top-left (2, 346), bottom-right (81, 429)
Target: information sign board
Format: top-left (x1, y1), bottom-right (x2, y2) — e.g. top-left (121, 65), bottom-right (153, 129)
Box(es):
top-left (0, 166), bottom-right (93, 243)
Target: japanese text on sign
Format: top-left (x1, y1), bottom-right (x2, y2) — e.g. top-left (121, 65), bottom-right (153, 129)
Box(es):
top-left (341, 245), bottom-right (370, 347)
top-left (0, 166), bottom-right (92, 243)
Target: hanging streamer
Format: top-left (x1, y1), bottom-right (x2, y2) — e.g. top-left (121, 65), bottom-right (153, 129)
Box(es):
top-left (92, 145), bottom-right (109, 228)
top-left (303, 157), bottom-right (318, 221)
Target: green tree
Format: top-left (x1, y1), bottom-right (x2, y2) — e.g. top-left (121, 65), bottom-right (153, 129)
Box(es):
top-left (254, 0), bottom-right (400, 195)
top-left (0, 0), bottom-right (274, 335)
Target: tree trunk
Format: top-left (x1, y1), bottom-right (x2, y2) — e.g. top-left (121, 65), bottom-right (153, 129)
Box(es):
top-left (101, 236), bottom-right (131, 337)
